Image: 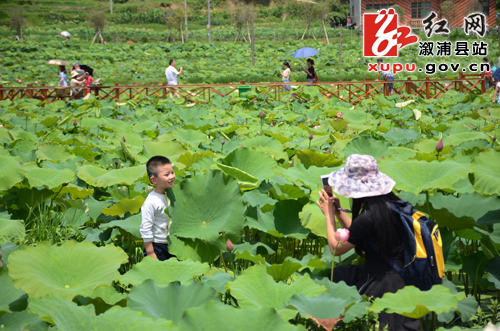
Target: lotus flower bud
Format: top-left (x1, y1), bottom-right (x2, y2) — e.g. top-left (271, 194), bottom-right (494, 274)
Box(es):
top-left (493, 134), bottom-right (497, 142)
top-left (399, 122), bottom-right (402, 126)
top-left (62, 182), bottom-right (68, 187)
top-left (115, 159), bottom-right (119, 165)
top-left (308, 133), bottom-right (313, 140)
top-left (226, 239), bottom-right (234, 252)
top-left (240, 144), bottom-right (244, 148)
top-left (326, 148), bottom-right (331, 153)
top-left (453, 112), bottom-right (456, 116)
top-left (271, 123), bottom-right (274, 127)
top-left (122, 136), bottom-right (126, 142)
top-left (26, 115), bottom-right (28, 119)
top-left (221, 122), bottom-right (225, 126)
top-left (234, 131), bottom-right (238, 136)
top-left (377, 121), bottom-right (381, 126)
top-left (73, 120), bottom-right (77, 126)
top-left (334, 229), bottom-right (350, 243)
top-left (401, 94), bottom-right (404, 98)
top-left (439, 112), bottom-right (442, 115)
top-left (337, 112), bottom-right (342, 118)
top-left (57, 120), bottom-right (60, 124)
top-left (436, 139), bottom-right (443, 153)
top-left (222, 139), bottom-right (225, 145)
top-left (260, 110), bottom-right (265, 118)
top-left (97, 124), bottom-right (100, 127)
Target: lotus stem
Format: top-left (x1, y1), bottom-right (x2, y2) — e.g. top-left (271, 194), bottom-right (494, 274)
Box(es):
top-left (330, 242), bottom-right (340, 282)
top-left (220, 252), bottom-right (228, 273)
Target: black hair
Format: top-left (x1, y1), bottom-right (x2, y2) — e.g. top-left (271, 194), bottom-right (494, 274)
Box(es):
top-left (377, 58), bottom-right (383, 63)
top-left (169, 59), bottom-right (174, 65)
top-left (59, 66), bottom-right (66, 73)
top-left (483, 57), bottom-right (489, 62)
top-left (307, 58), bottom-right (315, 65)
top-left (146, 156), bottom-right (171, 178)
top-left (283, 61), bottom-right (290, 69)
top-left (351, 192), bottom-right (403, 258)
top-left (490, 62), bottom-right (495, 66)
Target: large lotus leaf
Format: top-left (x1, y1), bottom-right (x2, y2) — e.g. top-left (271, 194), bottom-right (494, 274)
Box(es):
top-left (378, 159), bottom-right (472, 195)
top-left (440, 227), bottom-right (462, 272)
top-left (295, 150), bottom-right (342, 169)
top-left (60, 184), bottom-right (94, 199)
top-left (286, 291), bottom-right (357, 320)
top-left (102, 196), bottom-right (145, 216)
top-left (220, 148), bottom-right (281, 182)
top-left (242, 136), bottom-right (284, 150)
top-left (215, 163), bottom-right (259, 191)
top-left (99, 214), bottom-right (142, 238)
top-left (246, 201), bottom-right (310, 240)
top-left (168, 236), bottom-right (225, 264)
top-left (177, 151), bottom-right (214, 168)
top-left (85, 196), bottom-right (113, 222)
top-left (29, 293), bottom-right (175, 330)
top-left (8, 138), bottom-right (36, 154)
top-left (166, 171), bottom-right (246, 242)
top-left (8, 241), bottom-right (128, 300)
top-left (286, 254), bottom-right (325, 271)
top-left (172, 128), bottom-right (207, 147)
top-left (471, 150), bottom-right (500, 195)
top-left (25, 168), bottom-right (75, 189)
top-left (0, 156), bottom-right (28, 190)
top-left (343, 136), bottom-right (392, 159)
top-left (242, 189), bottom-right (277, 208)
top-left (128, 280), bottom-right (220, 323)
top-left (0, 270), bottom-right (25, 313)
top-left (299, 202), bottom-right (327, 238)
top-left (438, 279), bottom-right (478, 323)
top-left (443, 132), bottom-right (489, 146)
top-left (201, 272), bottom-right (234, 294)
top-left (0, 219), bottom-right (25, 243)
top-left (176, 301), bottom-right (305, 331)
top-left (141, 140), bottom-right (187, 162)
top-left (0, 310), bottom-right (48, 331)
top-left (87, 286), bottom-right (127, 306)
top-left (36, 143), bottom-right (75, 163)
top-left (77, 165), bottom-right (146, 188)
top-left (283, 164), bottom-right (341, 190)
top-left (428, 193), bottom-right (500, 230)
top-left (369, 285), bottom-right (461, 319)
top-left (266, 260), bottom-right (302, 282)
top-left (233, 241), bottom-right (277, 257)
top-left (383, 128), bottom-right (420, 145)
top-left (227, 265), bottom-right (326, 310)
top-left (115, 257), bottom-right (210, 286)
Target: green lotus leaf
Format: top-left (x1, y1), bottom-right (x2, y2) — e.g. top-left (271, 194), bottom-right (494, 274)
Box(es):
top-left (285, 254), bottom-right (325, 271)
top-left (85, 196), bottom-right (113, 222)
top-left (166, 171), bottom-right (246, 242)
top-left (141, 140), bottom-right (187, 162)
top-left (172, 128), bottom-right (207, 147)
top-left (220, 148), bottom-right (281, 182)
top-left (438, 279), bottom-right (478, 323)
top-left (343, 136), bottom-right (392, 160)
top-left (102, 196), bottom-right (145, 216)
top-left (266, 260), bottom-right (302, 281)
top-left (298, 134), bottom-right (330, 150)
top-left (215, 163), bottom-right (259, 191)
top-left (282, 164), bottom-right (340, 190)
top-left (242, 136), bottom-right (284, 150)
top-left (344, 301), bottom-right (371, 323)
top-left (128, 280), bottom-right (220, 323)
top-left (227, 265), bottom-right (326, 310)
top-left (0, 219), bottom-right (25, 243)
top-left (443, 132), bottom-right (489, 146)
top-left (299, 202), bottom-right (327, 238)
top-left (295, 150), bottom-right (342, 169)
top-left (168, 236), bottom-right (225, 263)
top-left (29, 293), bottom-right (175, 330)
top-left (87, 286), bottom-right (127, 306)
top-left (36, 143), bottom-right (75, 163)
top-left (378, 159), bottom-right (472, 195)
top-left (60, 184), bottom-right (94, 199)
top-left (471, 150), bottom-right (500, 196)
top-left (286, 292), bottom-right (357, 320)
top-left (246, 201), bottom-right (310, 240)
top-left (177, 151), bottom-right (214, 168)
top-left (25, 168), bottom-right (75, 189)
top-left (242, 189), bottom-right (277, 208)
top-left (0, 310), bottom-right (48, 331)
top-left (77, 165), bottom-right (146, 188)
top-left (369, 285), bottom-right (460, 319)
top-left (8, 138), bottom-right (36, 154)
top-left (115, 257), bottom-right (210, 286)
top-left (0, 270), bottom-right (26, 313)
top-left (0, 156), bottom-right (28, 190)
top-left (8, 241), bottom-right (128, 300)
top-left (233, 241), bottom-right (277, 257)
top-left (99, 214), bottom-right (142, 238)
top-left (176, 300), bottom-right (305, 331)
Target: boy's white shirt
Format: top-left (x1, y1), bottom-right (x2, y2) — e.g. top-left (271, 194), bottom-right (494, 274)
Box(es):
top-left (140, 191), bottom-right (171, 243)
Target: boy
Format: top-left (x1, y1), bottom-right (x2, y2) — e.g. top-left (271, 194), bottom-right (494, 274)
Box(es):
top-left (140, 156), bottom-right (176, 261)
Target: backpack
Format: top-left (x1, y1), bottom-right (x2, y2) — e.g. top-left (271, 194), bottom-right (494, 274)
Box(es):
top-left (368, 200), bottom-right (445, 291)
top-left (313, 73), bottom-right (318, 83)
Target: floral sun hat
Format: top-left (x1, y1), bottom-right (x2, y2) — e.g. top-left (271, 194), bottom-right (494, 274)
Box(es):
top-left (327, 154), bottom-right (396, 199)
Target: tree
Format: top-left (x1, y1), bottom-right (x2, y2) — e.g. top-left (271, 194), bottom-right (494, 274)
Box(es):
top-left (300, 2), bottom-right (321, 40)
top-left (164, 8), bottom-right (187, 43)
top-left (440, 1), bottom-right (458, 23)
top-left (10, 11), bottom-right (25, 38)
top-left (229, 2), bottom-right (256, 43)
top-left (462, 0), bottom-right (483, 16)
top-left (391, 4), bottom-right (404, 22)
top-left (88, 11), bottom-right (107, 44)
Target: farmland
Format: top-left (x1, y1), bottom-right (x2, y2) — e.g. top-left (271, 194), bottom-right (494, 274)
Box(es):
top-left (1, 81), bottom-right (500, 330)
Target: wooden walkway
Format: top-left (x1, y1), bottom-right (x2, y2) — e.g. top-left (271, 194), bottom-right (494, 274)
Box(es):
top-left (0, 73), bottom-right (490, 105)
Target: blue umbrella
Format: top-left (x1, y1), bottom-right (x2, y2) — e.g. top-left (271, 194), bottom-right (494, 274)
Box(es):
top-left (292, 47), bottom-right (319, 58)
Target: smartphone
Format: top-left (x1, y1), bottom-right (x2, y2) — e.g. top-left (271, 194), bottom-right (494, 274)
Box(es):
top-left (320, 175), bottom-right (333, 197)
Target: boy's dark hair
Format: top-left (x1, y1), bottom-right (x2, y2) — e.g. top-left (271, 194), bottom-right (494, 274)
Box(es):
top-left (377, 58), bottom-right (383, 63)
top-left (146, 156), bottom-right (171, 178)
top-left (483, 57), bottom-right (489, 62)
top-left (169, 59), bottom-right (174, 65)
top-left (490, 62), bottom-right (495, 66)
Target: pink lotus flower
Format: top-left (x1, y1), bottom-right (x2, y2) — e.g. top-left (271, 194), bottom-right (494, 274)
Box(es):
top-left (35, 81), bottom-right (38, 84)
top-left (222, 139), bottom-right (225, 144)
top-left (120, 65), bottom-right (123, 67)
top-left (331, 84), bottom-right (335, 87)
top-left (73, 120), bottom-right (77, 126)
top-left (307, 119), bottom-right (311, 122)
top-left (334, 228), bottom-right (350, 243)
top-left (314, 125), bottom-right (320, 129)
top-left (436, 139), bottom-right (443, 153)
top-left (336, 112), bottom-right (342, 118)
top-left (234, 131), bottom-right (238, 135)
top-left (270, 123), bottom-right (274, 127)
top-left (260, 111), bottom-right (265, 118)
top-left (240, 144), bottom-right (244, 148)
top-left (332, 69), bottom-right (335, 72)
top-left (358, 58), bottom-right (360, 60)
top-left (326, 148), bottom-right (331, 153)
top-left (226, 239), bottom-right (234, 252)
top-left (280, 121), bottom-right (283, 124)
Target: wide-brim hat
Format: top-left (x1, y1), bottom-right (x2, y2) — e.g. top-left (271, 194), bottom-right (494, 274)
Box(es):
top-left (70, 71), bottom-right (78, 78)
top-left (327, 154), bottom-right (395, 199)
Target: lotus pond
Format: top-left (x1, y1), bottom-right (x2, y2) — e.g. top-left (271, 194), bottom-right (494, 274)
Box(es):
top-left (0, 90), bottom-right (500, 330)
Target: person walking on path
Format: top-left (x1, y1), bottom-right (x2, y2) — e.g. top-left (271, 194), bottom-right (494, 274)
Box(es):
top-left (302, 58), bottom-right (315, 84)
top-left (280, 61), bottom-right (291, 92)
top-left (58, 66), bottom-right (68, 87)
top-left (83, 72), bottom-right (94, 95)
top-left (317, 154), bottom-right (424, 331)
top-left (376, 58), bottom-right (395, 95)
top-left (165, 60), bottom-right (183, 99)
top-left (70, 71), bottom-right (85, 99)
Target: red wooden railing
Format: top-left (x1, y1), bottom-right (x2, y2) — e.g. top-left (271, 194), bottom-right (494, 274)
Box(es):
top-left (0, 73), bottom-right (491, 105)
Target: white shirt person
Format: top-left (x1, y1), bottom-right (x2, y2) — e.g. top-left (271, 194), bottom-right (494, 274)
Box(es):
top-left (165, 60), bottom-right (183, 98)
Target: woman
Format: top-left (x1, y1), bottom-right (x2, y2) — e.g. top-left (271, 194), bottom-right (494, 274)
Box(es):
top-left (83, 72), bottom-right (94, 95)
top-left (279, 61), bottom-right (291, 92)
top-left (70, 71), bottom-right (85, 99)
top-left (58, 66), bottom-right (67, 87)
top-left (317, 154), bottom-right (422, 331)
top-left (302, 58), bottom-right (315, 84)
